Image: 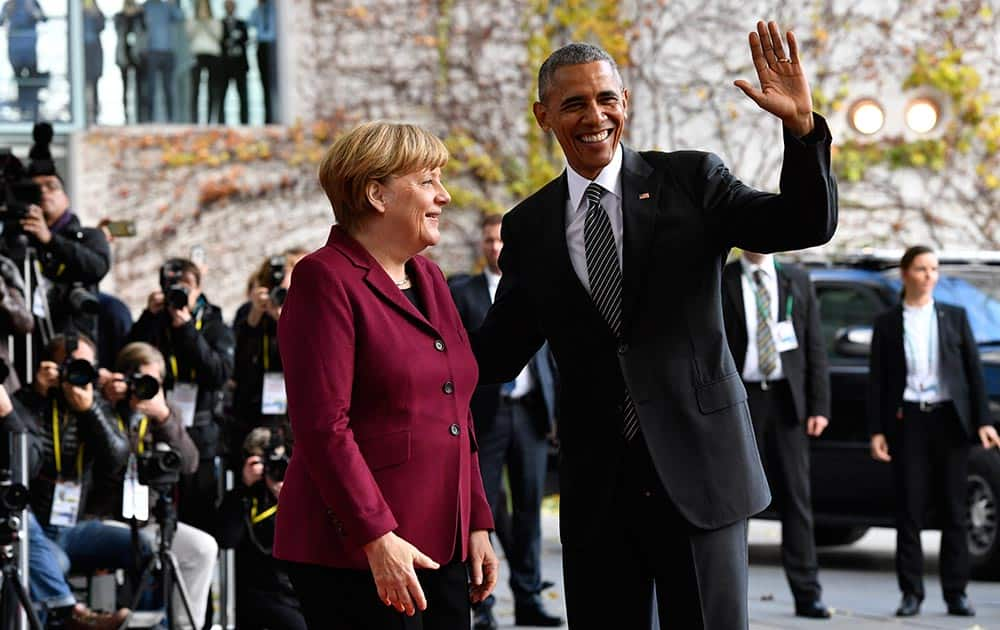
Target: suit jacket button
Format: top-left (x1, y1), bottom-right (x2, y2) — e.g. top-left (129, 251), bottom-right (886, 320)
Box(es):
top-left (618, 342), bottom-right (629, 355)
top-left (434, 339), bottom-right (446, 352)
top-left (443, 381), bottom-right (454, 395)
top-left (449, 423), bottom-right (460, 436)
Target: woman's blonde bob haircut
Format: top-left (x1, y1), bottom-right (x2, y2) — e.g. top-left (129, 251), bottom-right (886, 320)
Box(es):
top-left (318, 121), bottom-right (449, 234)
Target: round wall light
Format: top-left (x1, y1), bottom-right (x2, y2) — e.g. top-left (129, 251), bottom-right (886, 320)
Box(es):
top-left (905, 97), bottom-right (940, 134)
top-left (848, 99), bottom-right (885, 135)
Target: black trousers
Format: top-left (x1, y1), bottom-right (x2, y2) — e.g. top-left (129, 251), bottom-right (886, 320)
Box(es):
top-left (256, 42), bottom-right (275, 123)
top-left (286, 560), bottom-right (470, 630)
top-left (746, 380), bottom-right (821, 603)
top-left (216, 60), bottom-right (249, 124)
top-left (476, 394), bottom-right (548, 605)
top-left (892, 401), bottom-right (970, 600)
top-left (562, 435), bottom-right (749, 629)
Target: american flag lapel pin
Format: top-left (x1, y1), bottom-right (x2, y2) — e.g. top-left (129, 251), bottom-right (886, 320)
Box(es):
top-left (639, 192), bottom-right (651, 200)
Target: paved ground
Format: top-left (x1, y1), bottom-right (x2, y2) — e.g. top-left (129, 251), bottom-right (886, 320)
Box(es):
top-left (487, 513), bottom-right (1000, 629)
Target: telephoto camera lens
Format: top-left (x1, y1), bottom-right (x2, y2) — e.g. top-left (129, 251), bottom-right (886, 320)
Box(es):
top-left (166, 285), bottom-right (189, 310)
top-left (62, 358), bottom-right (98, 387)
top-left (129, 374), bottom-right (160, 401)
top-left (0, 479), bottom-right (29, 511)
top-left (263, 451), bottom-right (289, 482)
top-left (270, 286), bottom-right (288, 307)
top-left (67, 286), bottom-right (100, 315)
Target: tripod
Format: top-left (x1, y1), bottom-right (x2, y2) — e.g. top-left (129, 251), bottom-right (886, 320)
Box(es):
top-left (1, 535), bottom-right (43, 630)
top-left (126, 489), bottom-right (198, 630)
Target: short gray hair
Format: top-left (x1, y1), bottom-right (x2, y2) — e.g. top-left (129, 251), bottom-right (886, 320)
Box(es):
top-left (537, 42), bottom-right (623, 102)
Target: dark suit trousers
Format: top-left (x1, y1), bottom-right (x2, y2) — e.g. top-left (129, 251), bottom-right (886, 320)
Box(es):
top-left (892, 402), bottom-right (970, 600)
top-left (562, 435), bottom-right (749, 629)
top-left (257, 42), bottom-right (275, 123)
top-left (216, 59), bottom-right (249, 124)
top-left (746, 380), bottom-right (821, 603)
top-left (477, 394), bottom-right (548, 603)
top-left (286, 560), bottom-right (470, 630)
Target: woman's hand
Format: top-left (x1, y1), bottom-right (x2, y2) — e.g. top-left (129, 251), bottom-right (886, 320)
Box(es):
top-left (467, 529), bottom-right (498, 604)
top-left (870, 433), bottom-right (891, 462)
top-left (363, 532), bottom-right (440, 616)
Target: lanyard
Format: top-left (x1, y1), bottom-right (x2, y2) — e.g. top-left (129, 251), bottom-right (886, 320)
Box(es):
top-left (117, 415), bottom-right (150, 455)
top-left (168, 312), bottom-right (204, 382)
top-left (250, 497), bottom-right (278, 524)
top-left (51, 401), bottom-right (84, 479)
top-left (262, 335), bottom-right (270, 372)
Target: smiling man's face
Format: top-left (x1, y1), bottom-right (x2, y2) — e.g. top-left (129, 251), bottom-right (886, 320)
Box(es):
top-left (533, 60), bottom-right (628, 180)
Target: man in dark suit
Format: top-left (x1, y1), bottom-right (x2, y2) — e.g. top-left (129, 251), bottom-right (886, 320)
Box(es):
top-left (472, 22), bottom-right (838, 629)
top-left (722, 251), bottom-right (830, 618)
top-left (217, 0), bottom-right (249, 124)
top-left (452, 215), bottom-right (563, 628)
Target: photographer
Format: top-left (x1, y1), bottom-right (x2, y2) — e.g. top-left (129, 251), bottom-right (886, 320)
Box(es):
top-left (0, 252), bottom-right (33, 390)
top-left (14, 125), bottom-right (111, 343)
top-left (230, 249), bottom-right (304, 464)
top-left (215, 427), bottom-right (304, 630)
top-left (13, 333), bottom-right (150, 584)
top-left (126, 257), bottom-right (234, 533)
top-left (96, 342), bottom-right (218, 630)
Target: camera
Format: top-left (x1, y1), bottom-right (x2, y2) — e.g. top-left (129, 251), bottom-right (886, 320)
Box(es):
top-left (0, 149), bottom-right (40, 236)
top-left (60, 358), bottom-right (98, 387)
top-left (125, 373), bottom-right (160, 401)
top-left (137, 444), bottom-right (182, 488)
top-left (0, 472), bottom-right (29, 545)
top-left (267, 255), bottom-right (287, 307)
top-left (262, 445), bottom-right (288, 482)
top-left (159, 259), bottom-right (190, 311)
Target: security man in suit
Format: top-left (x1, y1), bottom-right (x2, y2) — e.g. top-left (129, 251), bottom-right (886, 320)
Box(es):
top-left (472, 24), bottom-right (837, 629)
top-left (722, 251), bottom-right (830, 619)
top-left (451, 214), bottom-right (563, 628)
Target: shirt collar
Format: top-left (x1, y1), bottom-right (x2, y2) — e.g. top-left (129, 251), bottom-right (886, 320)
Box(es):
top-left (483, 267), bottom-right (500, 286)
top-left (740, 254), bottom-right (776, 280)
top-left (566, 143), bottom-right (623, 213)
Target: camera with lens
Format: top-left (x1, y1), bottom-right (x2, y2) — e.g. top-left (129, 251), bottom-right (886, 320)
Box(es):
top-left (0, 149), bottom-right (41, 238)
top-left (137, 444), bottom-right (182, 488)
top-left (0, 471), bottom-right (29, 545)
top-left (60, 357), bottom-right (98, 387)
top-left (50, 281), bottom-right (99, 317)
top-left (262, 445), bottom-right (288, 482)
top-left (267, 255), bottom-right (287, 307)
top-left (125, 373), bottom-right (160, 401)
top-left (160, 259), bottom-right (190, 311)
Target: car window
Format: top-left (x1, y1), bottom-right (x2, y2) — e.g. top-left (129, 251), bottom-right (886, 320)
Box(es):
top-left (815, 284), bottom-right (884, 358)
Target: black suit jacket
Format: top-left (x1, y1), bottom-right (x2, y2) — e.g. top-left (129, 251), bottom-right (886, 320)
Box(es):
top-left (473, 115), bottom-right (837, 542)
top-left (451, 273), bottom-right (556, 436)
top-left (220, 16), bottom-right (249, 71)
top-left (868, 302), bottom-right (990, 439)
top-left (721, 260), bottom-right (830, 421)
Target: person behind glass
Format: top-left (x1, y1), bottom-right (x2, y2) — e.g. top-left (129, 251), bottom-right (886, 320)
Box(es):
top-left (114, 0), bottom-right (145, 124)
top-left (276, 122), bottom-right (498, 629)
top-left (721, 251), bottom-right (831, 619)
top-left (0, 0), bottom-right (45, 121)
top-left (126, 258), bottom-right (235, 535)
top-left (248, 0), bottom-right (276, 124)
top-left (187, 0), bottom-right (221, 124)
top-left (450, 214), bottom-right (562, 629)
top-left (869, 245), bottom-right (1000, 618)
top-left (140, 0), bottom-right (184, 122)
top-left (216, 427), bottom-right (305, 630)
top-left (14, 334), bottom-right (156, 586)
top-left (96, 341), bottom-right (219, 630)
top-left (230, 248), bottom-right (305, 465)
top-left (216, 0), bottom-right (249, 125)
top-left (82, 0), bottom-right (105, 125)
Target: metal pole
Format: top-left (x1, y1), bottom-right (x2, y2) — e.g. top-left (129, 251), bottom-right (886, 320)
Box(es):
top-left (14, 433), bottom-right (30, 630)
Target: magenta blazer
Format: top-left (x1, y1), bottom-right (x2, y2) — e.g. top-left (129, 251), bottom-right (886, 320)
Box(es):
top-left (273, 226), bottom-right (494, 569)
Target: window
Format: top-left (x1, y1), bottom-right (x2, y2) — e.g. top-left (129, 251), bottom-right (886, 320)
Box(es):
top-left (815, 283), bottom-right (886, 360)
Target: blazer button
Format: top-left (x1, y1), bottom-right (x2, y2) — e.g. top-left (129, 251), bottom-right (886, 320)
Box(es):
top-left (449, 423), bottom-right (460, 436)
top-left (442, 381), bottom-right (455, 395)
top-left (618, 342), bottom-right (629, 355)
top-left (434, 339), bottom-right (446, 352)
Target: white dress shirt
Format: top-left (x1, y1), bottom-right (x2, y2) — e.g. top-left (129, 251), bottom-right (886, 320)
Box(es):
top-left (485, 268), bottom-right (535, 398)
top-left (740, 256), bottom-right (785, 382)
top-left (565, 143), bottom-right (624, 293)
top-left (902, 300), bottom-right (949, 403)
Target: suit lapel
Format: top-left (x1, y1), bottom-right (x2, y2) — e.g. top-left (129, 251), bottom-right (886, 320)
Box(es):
top-left (541, 173), bottom-right (595, 309)
top-left (776, 266), bottom-right (791, 322)
top-left (621, 148), bottom-right (659, 333)
top-left (473, 274), bottom-right (491, 312)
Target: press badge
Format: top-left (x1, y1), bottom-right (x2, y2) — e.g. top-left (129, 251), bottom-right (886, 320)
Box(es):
top-left (773, 321), bottom-right (799, 353)
top-left (122, 456), bottom-right (150, 521)
top-left (167, 383), bottom-right (199, 427)
top-left (261, 373), bottom-right (287, 415)
top-left (49, 480), bottom-right (82, 528)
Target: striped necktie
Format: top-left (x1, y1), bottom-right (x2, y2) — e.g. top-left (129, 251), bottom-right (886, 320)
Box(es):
top-left (753, 269), bottom-right (778, 378)
top-left (584, 183), bottom-right (639, 441)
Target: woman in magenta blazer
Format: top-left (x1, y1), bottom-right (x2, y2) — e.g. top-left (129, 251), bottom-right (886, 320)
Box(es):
top-left (275, 122), bottom-right (497, 629)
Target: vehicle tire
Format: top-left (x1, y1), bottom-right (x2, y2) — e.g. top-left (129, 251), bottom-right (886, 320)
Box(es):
top-left (814, 525), bottom-right (869, 547)
top-left (968, 448), bottom-right (1000, 580)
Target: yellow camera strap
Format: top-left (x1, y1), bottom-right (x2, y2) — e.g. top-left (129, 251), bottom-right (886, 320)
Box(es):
top-left (250, 497), bottom-right (278, 524)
